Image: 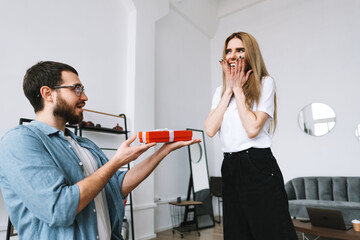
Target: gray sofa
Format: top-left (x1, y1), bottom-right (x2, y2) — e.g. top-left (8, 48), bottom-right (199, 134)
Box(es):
top-left (285, 176), bottom-right (360, 223)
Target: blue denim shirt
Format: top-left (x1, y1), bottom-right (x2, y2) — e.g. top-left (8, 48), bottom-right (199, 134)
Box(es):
top-left (0, 121), bottom-right (127, 240)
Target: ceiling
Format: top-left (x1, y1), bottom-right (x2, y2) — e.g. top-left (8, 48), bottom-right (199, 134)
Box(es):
top-left (217, 0), bottom-right (266, 18)
top-left (168, 0), bottom-right (267, 37)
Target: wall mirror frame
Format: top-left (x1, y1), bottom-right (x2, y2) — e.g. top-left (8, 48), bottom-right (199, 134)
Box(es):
top-left (186, 128), bottom-right (215, 229)
top-left (298, 102), bottom-right (336, 137)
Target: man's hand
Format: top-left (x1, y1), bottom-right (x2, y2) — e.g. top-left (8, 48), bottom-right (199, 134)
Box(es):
top-left (110, 134), bottom-right (156, 168)
top-left (160, 138), bottom-right (202, 155)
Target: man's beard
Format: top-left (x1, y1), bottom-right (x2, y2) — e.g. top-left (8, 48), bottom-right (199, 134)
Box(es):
top-left (53, 95), bottom-right (84, 125)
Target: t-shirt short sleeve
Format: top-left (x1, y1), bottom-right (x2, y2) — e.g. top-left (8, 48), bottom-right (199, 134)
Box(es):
top-left (255, 76), bottom-right (275, 118)
top-left (211, 86), bottom-right (223, 110)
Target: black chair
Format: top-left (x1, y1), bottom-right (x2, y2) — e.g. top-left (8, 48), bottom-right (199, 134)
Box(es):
top-left (209, 176), bottom-right (222, 224)
top-left (6, 217), bottom-right (17, 240)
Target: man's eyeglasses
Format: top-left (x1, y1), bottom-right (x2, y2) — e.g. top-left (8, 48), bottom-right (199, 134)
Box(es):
top-left (52, 84), bottom-right (85, 97)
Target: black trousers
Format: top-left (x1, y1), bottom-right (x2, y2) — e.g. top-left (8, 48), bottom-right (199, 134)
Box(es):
top-left (221, 148), bottom-right (298, 240)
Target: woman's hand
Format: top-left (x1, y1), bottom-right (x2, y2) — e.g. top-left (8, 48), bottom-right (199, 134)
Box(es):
top-left (220, 59), bottom-right (234, 94)
top-left (232, 57), bottom-right (253, 92)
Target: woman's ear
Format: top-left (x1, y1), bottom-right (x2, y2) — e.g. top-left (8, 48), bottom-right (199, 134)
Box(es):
top-left (39, 86), bottom-right (54, 102)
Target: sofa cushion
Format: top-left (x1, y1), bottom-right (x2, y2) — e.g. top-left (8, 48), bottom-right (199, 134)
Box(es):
top-left (348, 177), bottom-right (360, 202)
top-left (304, 178), bottom-right (318, 200)
top-left (318, 177), bottom-right (333, 200)
top-left (333, 177), bottom-right (348, 201)
top-left (289, 199), bottom-right (360, 223)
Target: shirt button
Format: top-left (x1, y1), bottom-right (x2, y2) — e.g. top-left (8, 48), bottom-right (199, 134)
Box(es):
top-left (79, 162), bottom-right (83, 166)
top-left (96, 236), bottom-right (99, 239)
top-left (93, 208), bottom-right (96, 213)
top-left (68, 145), bottom-right (72, 148)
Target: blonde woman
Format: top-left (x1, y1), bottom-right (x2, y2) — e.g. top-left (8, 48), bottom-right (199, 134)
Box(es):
top-left (205, 32), bottom-right (297, 240)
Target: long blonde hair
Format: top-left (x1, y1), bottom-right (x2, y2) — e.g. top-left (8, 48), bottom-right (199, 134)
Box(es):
top-left (222, 32), bottom-right (277, 133)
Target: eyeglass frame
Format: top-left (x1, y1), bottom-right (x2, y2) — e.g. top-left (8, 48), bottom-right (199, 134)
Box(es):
top-left (52, 84), bottom-right (85, 97)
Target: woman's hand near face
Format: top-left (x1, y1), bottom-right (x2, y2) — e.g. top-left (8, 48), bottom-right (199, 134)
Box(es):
top-left (220, 59), bottom-right (234, 94)
top-left (232, 57), bottom-right (253, 92)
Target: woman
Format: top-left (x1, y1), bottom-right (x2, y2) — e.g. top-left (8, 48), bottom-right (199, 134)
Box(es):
top-left (205, 32), bottom-right (297, 240)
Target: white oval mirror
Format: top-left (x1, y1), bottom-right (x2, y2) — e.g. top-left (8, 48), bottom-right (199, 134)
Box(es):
top-left (298, 103), bottom-right (336, 136)
top-left (355, 124), bottom-right (360, 141)
top-left (189, 142), bottom-right (202, 163)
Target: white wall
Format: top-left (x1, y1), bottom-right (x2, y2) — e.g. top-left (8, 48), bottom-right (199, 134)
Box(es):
top-left (130, 0), bottom-right (169, 239)
top-left (154, 7), bottom-right (213, 231)
top-left (0, 0), bottom-right (130, 238)
top-left (211, 0), bottom-right (360, 182)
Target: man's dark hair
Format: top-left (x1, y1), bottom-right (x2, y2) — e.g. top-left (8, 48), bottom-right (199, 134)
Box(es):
top-left (23, 61), bottom-right (78, 112)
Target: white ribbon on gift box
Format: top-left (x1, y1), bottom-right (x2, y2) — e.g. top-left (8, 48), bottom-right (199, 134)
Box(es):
top-left (142, 131), bottom-right (147, 143)
top-left (169, 130), bottom-right (174, 142)
top-left (142, 128), bottom-right (175, 143)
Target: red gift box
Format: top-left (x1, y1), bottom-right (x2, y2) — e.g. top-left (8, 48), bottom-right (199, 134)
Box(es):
top-left (139, 129), bottom-right (192, 143)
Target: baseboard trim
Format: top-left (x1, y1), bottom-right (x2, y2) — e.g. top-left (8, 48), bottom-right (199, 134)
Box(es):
top-left (155, 224), bottom-right (172, 233)
top-left (132, 202), bottom-right (157, 211)
top-left (136, 233), bottom-right (157, 240)
top-left (0, 225), bottom-right (7, 232)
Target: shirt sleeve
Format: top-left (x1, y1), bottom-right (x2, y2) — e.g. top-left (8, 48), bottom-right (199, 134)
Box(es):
top-left (255, 76), bottom-right (275, 118)
top-left (211, 86), bottom-right (223, 110)
top-left (116, 170), bottom-right (128, 200)
top-left (0, 127), bottom-right (79, 227)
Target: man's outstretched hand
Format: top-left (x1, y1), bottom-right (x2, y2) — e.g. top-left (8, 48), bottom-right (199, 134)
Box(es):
top-left (111, 134), bottom-right (157, 168)
top-left (160, 138), bottom-right (202, 154)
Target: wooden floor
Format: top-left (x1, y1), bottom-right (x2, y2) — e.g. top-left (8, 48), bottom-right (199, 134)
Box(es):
top-left (152, 220), bottom-right (223, 240)
top-left (151, 218), bottom-right (305, 240)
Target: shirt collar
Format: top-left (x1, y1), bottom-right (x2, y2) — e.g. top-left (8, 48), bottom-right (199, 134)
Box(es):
top-left (29, 120), bottom-right (60, 135)
top-left (29, 120), bottom-right (79, 140)
top-left (65, 128), bottom-right (80, 140)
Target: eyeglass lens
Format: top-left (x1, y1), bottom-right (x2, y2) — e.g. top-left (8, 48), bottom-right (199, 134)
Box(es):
top-left (75, 85), bottom-right (85, 96)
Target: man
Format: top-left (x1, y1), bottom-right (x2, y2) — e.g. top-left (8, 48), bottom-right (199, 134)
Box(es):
top-left (0, 61), bottom-right (199, 240)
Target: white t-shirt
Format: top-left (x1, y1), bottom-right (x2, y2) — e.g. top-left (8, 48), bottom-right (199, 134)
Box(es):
top-left (211, 76), bottom-right (275, 153)
top-left (65, 136), bottom-right (111, 240)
